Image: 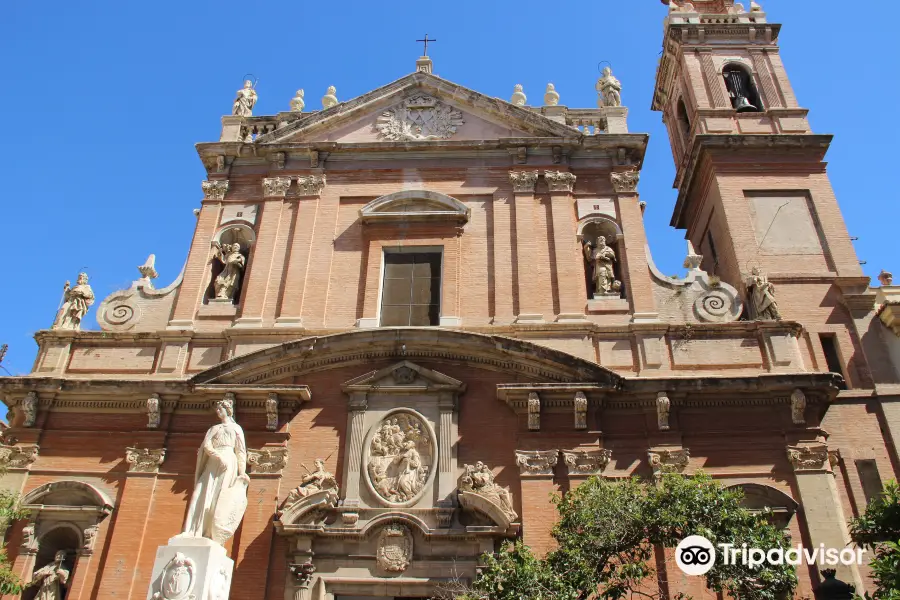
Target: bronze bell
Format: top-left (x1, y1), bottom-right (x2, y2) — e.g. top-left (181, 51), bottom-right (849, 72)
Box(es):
top-left (734, 95), bottom-right (758, 112)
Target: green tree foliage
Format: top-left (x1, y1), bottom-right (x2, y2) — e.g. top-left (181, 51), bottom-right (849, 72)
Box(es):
top-left (0, 457), bottom-right (27, 595)
top-left (850, 480), bottom-right (900, 599)
top-left (461, 473), bottom-right (796, 600)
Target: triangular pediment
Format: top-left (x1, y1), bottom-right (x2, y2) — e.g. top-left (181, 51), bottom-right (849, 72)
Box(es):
top-left (256, 72), bottom-right (580, 145)
top-left (341, 360), bottom-right (466, 394)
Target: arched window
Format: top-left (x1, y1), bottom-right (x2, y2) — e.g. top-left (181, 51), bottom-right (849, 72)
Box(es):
top-left (722, 64), bottom-right (762, 113)
top-left (676, 98), bottom-right (692, 142)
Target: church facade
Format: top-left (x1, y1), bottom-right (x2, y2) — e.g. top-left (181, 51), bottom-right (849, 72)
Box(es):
top-left (2, 1), bottom-right (899, 598)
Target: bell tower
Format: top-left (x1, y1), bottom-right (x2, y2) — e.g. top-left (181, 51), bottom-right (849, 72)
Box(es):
top-left (651, 0), bottom-right (865, 301)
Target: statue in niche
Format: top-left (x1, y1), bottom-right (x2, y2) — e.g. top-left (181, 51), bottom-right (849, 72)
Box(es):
top-left (459, 462), bottom-right (517, 521)
top-left (28, 550), bottom-right (69, 600)
top-left (232, 80), bottom-right (257, 117)
top-left (367, 413), bottom-right (432, 504)
top-left (182, 396), bottom-right (249, 545)
top-left (52, 272), bottom-right (95, 330)
top-left (748, 267), bottom-right (781, 320)
top-left (210, 240), bottom-right (246, 302)
top-left (596, 66), bottom-right (623, 108)
top-left (284, 459), bottom-right (338, 505)
top-left (584, 236), bottom-right (622, 297)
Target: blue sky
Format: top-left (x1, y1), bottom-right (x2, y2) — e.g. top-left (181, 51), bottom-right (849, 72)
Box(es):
top-left (1, 0), bottom-right (897, 376)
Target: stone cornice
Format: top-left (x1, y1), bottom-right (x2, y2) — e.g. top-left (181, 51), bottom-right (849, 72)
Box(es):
top-left (670, 134), bottom-right (833, 230)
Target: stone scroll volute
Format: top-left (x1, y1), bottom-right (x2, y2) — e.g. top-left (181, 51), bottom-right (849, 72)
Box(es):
top-left (364, 410), bottom-right (437, 507)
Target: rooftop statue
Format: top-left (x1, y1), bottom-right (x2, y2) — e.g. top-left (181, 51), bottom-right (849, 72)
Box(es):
top-left (597, 66), bottom-right (623, 108)
top-left (52, 272), bottom-right (95, 330)
top-left (232, 80), bottom-right (257, 117)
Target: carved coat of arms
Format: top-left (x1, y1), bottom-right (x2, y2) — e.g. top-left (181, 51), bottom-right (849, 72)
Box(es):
top-left (375, 95), bottom-right (464, 141)
top-left (376, 523), bottom-right (413, 572)
top-left (153, 552), bottom-right (196, 600)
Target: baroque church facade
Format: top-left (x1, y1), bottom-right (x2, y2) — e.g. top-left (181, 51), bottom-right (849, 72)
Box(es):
top-left (2, 0), bottom-right (900, 598)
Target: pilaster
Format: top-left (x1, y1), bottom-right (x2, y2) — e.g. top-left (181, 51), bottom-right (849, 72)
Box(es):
top-left (545, 171), bottom-right (587, 320)
top-left (341, 394), bottom-right (368, 512)
top-left (276, 178), bottom-right (325, 327)
top-left (786, 443), bottom-right (864, 591)
top-left (234, 196), bottom-right (286, 327)
top-left (611, 170), bottom-right (657, 319)
top-left (169, 191), bottom-right (222, 327)
top-left (515, 450), bottom-right (559, 555)
top-left (509, 171), bottom-right (543, 323)
top-left (491, 189), bottom-right (515, 324)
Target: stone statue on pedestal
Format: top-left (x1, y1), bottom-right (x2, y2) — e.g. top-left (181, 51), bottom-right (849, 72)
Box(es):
top-left (211, 242), bottom-right (245, 302)
top-left (584, 236), bottom-right (622, 297)
top-left (53, 272), bottom-right (95, 330)
top-left (232, 80), bottom-right (257, 117)
top-left (748, 267), bottom-right (781, 320)
top-left (28, 550), bottom-right (69, 600)
top-left (182, 396), bottom-right (249, 545)
top-left (597, 66), bottom-right (623, 108)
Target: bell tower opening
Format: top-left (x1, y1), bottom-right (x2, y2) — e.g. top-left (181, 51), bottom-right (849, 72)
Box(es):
top-left (722, 63), bottom-right (762, 112)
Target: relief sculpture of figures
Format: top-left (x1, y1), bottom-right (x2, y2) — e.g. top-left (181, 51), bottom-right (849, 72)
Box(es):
top-left (52, 272), bottom-right (95, 330)
top-left (584, 236), bottom-right (622, 297)
top-left (285, 459), bottom-right (338, 506)
top-left (596, 66), bottom-right (623, 107)
top-left (210, 241), bottom-right (245, 301)
top-left (748, 266), bottom-right (781, 320)
top-left (27, 550), bottom-right (68, 600)
top-left (181, 395), bottom-right (249, 545)
top-left (231, 80), bottom-right (257, 117)
top-left (459, 462), bottom-right (517, 522)
top-left (367, 413), bottom-right (433, 505)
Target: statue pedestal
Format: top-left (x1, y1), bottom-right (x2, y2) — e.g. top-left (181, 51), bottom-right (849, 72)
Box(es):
top-left (146, 535), bottom-right (233, 600)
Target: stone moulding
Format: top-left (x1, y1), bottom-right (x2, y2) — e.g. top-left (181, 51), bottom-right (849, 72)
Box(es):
top-left (458, 491), bottom-right (517, 530)
top-left (359, 190), bottom-right (470, 225)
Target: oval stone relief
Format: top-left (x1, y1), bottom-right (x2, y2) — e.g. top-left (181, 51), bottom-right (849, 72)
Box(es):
top-left (365, 411), bottom-right (435, 506)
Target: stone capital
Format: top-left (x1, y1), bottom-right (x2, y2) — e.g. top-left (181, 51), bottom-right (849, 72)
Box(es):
top-left (515, 449), bottom-right (558, 477)
top-left (509, 170), bottom-right (539, 194)
top-left (295, 175), bottom-right (326, 197)
top-left (248, 447), bottom-right (289, 475)
top-left (610, 170), bottom-right (640, 194)
top-left (262, 176), bottom-right (292, 197)
top-left (544, 170), bottom-right (577, 193)
top-left (0, 444), bottom-right (39, 470)
top-left (290, 562), bottom-right (316, 588)
top-left (648, 448), bottom-right (689, 481)
top-left (562, 449), bottom-right (611, 477)
top-left (125, 447), bottom-right (166, 473)
top-left (787, 444), bottom-right (830, 472)
top-left (201, 179), bottom-right (229, 201)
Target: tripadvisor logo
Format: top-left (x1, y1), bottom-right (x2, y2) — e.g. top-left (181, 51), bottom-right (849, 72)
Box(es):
top-left (675, 535), bottom-right (867, 576)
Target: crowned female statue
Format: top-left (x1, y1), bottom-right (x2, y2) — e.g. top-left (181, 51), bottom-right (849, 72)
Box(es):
top-left (182, 395), bottom-right (249, 545)
top-left (53, 272), bottom-right (95, 330)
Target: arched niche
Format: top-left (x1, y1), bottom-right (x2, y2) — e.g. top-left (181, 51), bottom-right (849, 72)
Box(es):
top-left (676, 97), bottom-right (692, 143)
top-left (727, 483), bottom-right (798, 529)
top-left (722, 62), bottom-right (763, 113)
top-left (19, 480), bottom-right (114, 597)
top-left (205, 224), bottom-right (256, 305)
top-left (577, 216), bottom-right (625, 300)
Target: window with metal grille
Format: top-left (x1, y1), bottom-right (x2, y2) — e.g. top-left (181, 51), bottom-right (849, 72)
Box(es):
top-left (379, 251), bottom-right (441, 327)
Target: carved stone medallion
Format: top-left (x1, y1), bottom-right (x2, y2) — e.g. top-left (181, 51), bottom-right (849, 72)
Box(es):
top-left (376, 523), bottom-right (413, 573)
top-left (365, 411), bottom-right (435, 506)
top-left (152, 552), bottom-right (196, 600)
top-left (376, 95), bottom-right (464, 141)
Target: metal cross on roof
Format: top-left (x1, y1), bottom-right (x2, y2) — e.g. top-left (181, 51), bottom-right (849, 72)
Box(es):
top-left (416, 34), bottom-right (436, 56)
